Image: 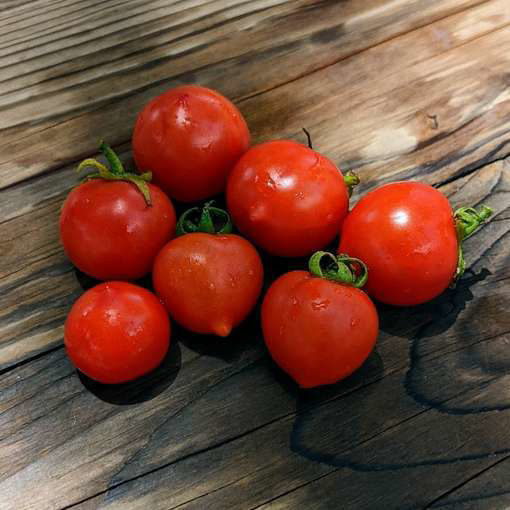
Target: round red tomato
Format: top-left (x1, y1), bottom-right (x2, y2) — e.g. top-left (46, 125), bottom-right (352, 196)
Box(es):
top-left (153, 205), bottom-right (263, 336)
top-left (226, 140), bottom-right (350, 257)
top-left (133, 85), bottom-right (250, 202)
top-left (60, 145), bottom-right (176, 281)
top-left (338, 181), bottom-right (493, 306)
top-left (262, 253), bottom-right (378, 388)
top-left (65, 282), bottom-right (170, 384)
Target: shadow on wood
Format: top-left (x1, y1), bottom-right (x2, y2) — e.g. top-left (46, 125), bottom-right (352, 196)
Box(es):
top-left (174, 308), bottom-right (263, 364)
top-left (78, 339), bottom-right (181, 405)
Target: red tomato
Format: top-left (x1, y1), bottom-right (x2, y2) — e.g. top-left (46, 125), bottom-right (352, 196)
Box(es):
top-left (65, 282), bottom-right (170, 384)
top-left (60, 177), bottom-right (176, 281)
top-left (262, 262), bottom-right (378, 388)
top-left (133, 85), bottom-right (250, 202)
top-left (339, 181), bottom-right (459, 306)
top-left (226, 140), bottom-right (350, 257)
top-left (153, 232), bottom-right (263, 337)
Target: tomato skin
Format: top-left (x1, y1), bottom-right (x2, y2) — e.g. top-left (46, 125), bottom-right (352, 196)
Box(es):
top-left (153, 233), bottom-right (263, 337)
top-left (64, 282), bottom-right (170, 384)
top-left (133, 85), bottom-right (250, 202)
top-left (226, 140), bottom-right (349, 257)
top-left (339, 181), bottom-right (458, 306)
top-left (262, 271), bottom-right (378, 388)
top-left (59, 180), bottom-right (176, 280)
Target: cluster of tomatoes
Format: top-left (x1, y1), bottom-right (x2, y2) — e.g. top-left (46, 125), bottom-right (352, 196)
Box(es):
top-left (60, 85), bottom-right (492, 388)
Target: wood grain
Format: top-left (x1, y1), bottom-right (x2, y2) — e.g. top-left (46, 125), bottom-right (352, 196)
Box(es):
top-left (2, 1), bottom-right (510, 509)
top-left (0, 159), bottom-right (508, 509)
top-left (0, 0), bottom-right (48, 15)
top-left (2, 0), bottom-right (510, 373)
top-left (240, 0), bottom-right (510, 190)
top-left (0, 0), bottom-right (489, 188)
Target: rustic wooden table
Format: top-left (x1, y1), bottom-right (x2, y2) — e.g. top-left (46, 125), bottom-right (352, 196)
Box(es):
top-left (1, 1), bottom-right (510, 509)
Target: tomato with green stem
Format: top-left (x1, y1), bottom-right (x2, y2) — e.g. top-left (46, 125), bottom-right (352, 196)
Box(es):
top-left (338, 181), bottom-right (493, 306)
top-left (226, 140), bottom-right (358, 257)
top-left (153, 202), bottom-right (263, 337)
top-left (59, 142), bottom-right (176, 281)
top-left (65, 282), bottom-right (170, 384)
top-left (262, 252), bottom-right (378, 388)
top-left (133, 85), bottom-right (250, 202)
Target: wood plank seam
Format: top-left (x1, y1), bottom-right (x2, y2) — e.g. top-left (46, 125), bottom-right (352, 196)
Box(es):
top-left (422, 456), bottom-right (510, 509)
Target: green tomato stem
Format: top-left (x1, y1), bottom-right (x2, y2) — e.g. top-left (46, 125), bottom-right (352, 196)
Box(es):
top-left (99, 140), bottom-right (125, 175)
top-left (176, 201), bottom-right (233, 236)
top-left (344, 170), bottom-right (360, 198)
top-left (309, 251), bottom-right (368, 288)
top-left (76, 142), bottom-right (153, 206)
top-left (453, 204), bottom-right (493, 283)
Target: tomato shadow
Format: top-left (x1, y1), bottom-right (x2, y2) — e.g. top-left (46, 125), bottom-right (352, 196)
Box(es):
top-left (175, 304), bottom-right (265, 363)
top-left (78, 339), bottom-right (181, 405)
top-left (403, 269), bottom-right (510, 415)
top-left (377, 267), bottom-right (491, 342)
top-left (73, 268), bottom-right (153, 292)
top-left (376, 268), bottom-right (495, 415)
top-left (289, 350), bottom-right (388, 463)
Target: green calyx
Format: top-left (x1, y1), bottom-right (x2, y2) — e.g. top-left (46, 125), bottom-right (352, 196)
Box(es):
top-left (343, 170), bottom-right (360, 198)
top-left (77, 141), bottom-right (153, 206)
top-left (453, 204), bottom-right (493, 283)
top-left (309, 251), bottom-right (368, 288)
top-left (176, 201), bottom-right (233, 236)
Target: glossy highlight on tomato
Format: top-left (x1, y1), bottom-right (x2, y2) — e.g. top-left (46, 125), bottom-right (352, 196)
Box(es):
top-left (64, 282), bottom-right (170, 384)
top-left (133, 85), bottom-right (250, 202)
top-left (339, 181), bottom-right (459, 306)
top-left (60, 143), bottom-right (176, 281)
top-left (262, 253), bottom-right (378, 388)
top-left (153, 204), bottom-right (263, 337)
top-left (227, 140), bottom-right (350, 257)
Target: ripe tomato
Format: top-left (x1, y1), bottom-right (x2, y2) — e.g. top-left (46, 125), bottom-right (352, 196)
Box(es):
top-left (262, 252), bottom-right (378, 388)
top-left (153, 203), bottom-right (263, 337)
top-left (132, 85), bottom-right (250, 202)
top-left (60, 143), bottom-right (176, 281)
top-left (339, 181), bottom-right (492, 306)
top-left (65, 282), bottom-right (170, 384)
top-left (226, 140), bottom-right (353, 257)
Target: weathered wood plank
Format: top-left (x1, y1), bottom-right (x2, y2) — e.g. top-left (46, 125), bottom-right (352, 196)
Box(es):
top-left (0, 0), bottom-right (489, 188)
top-left (1, 1), bottom-right (509, 373)
top-left (1, 159), bottom-right (507, 510)
top-left (0, 0), bottom-right (54, 15)
top-left (239, 0), bottom-right (510, 190)
top-left (427, 458), bottom-right (510, 508)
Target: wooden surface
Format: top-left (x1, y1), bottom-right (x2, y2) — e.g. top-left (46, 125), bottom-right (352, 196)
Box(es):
top-left (1, 1), bottom-right (509, 509)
